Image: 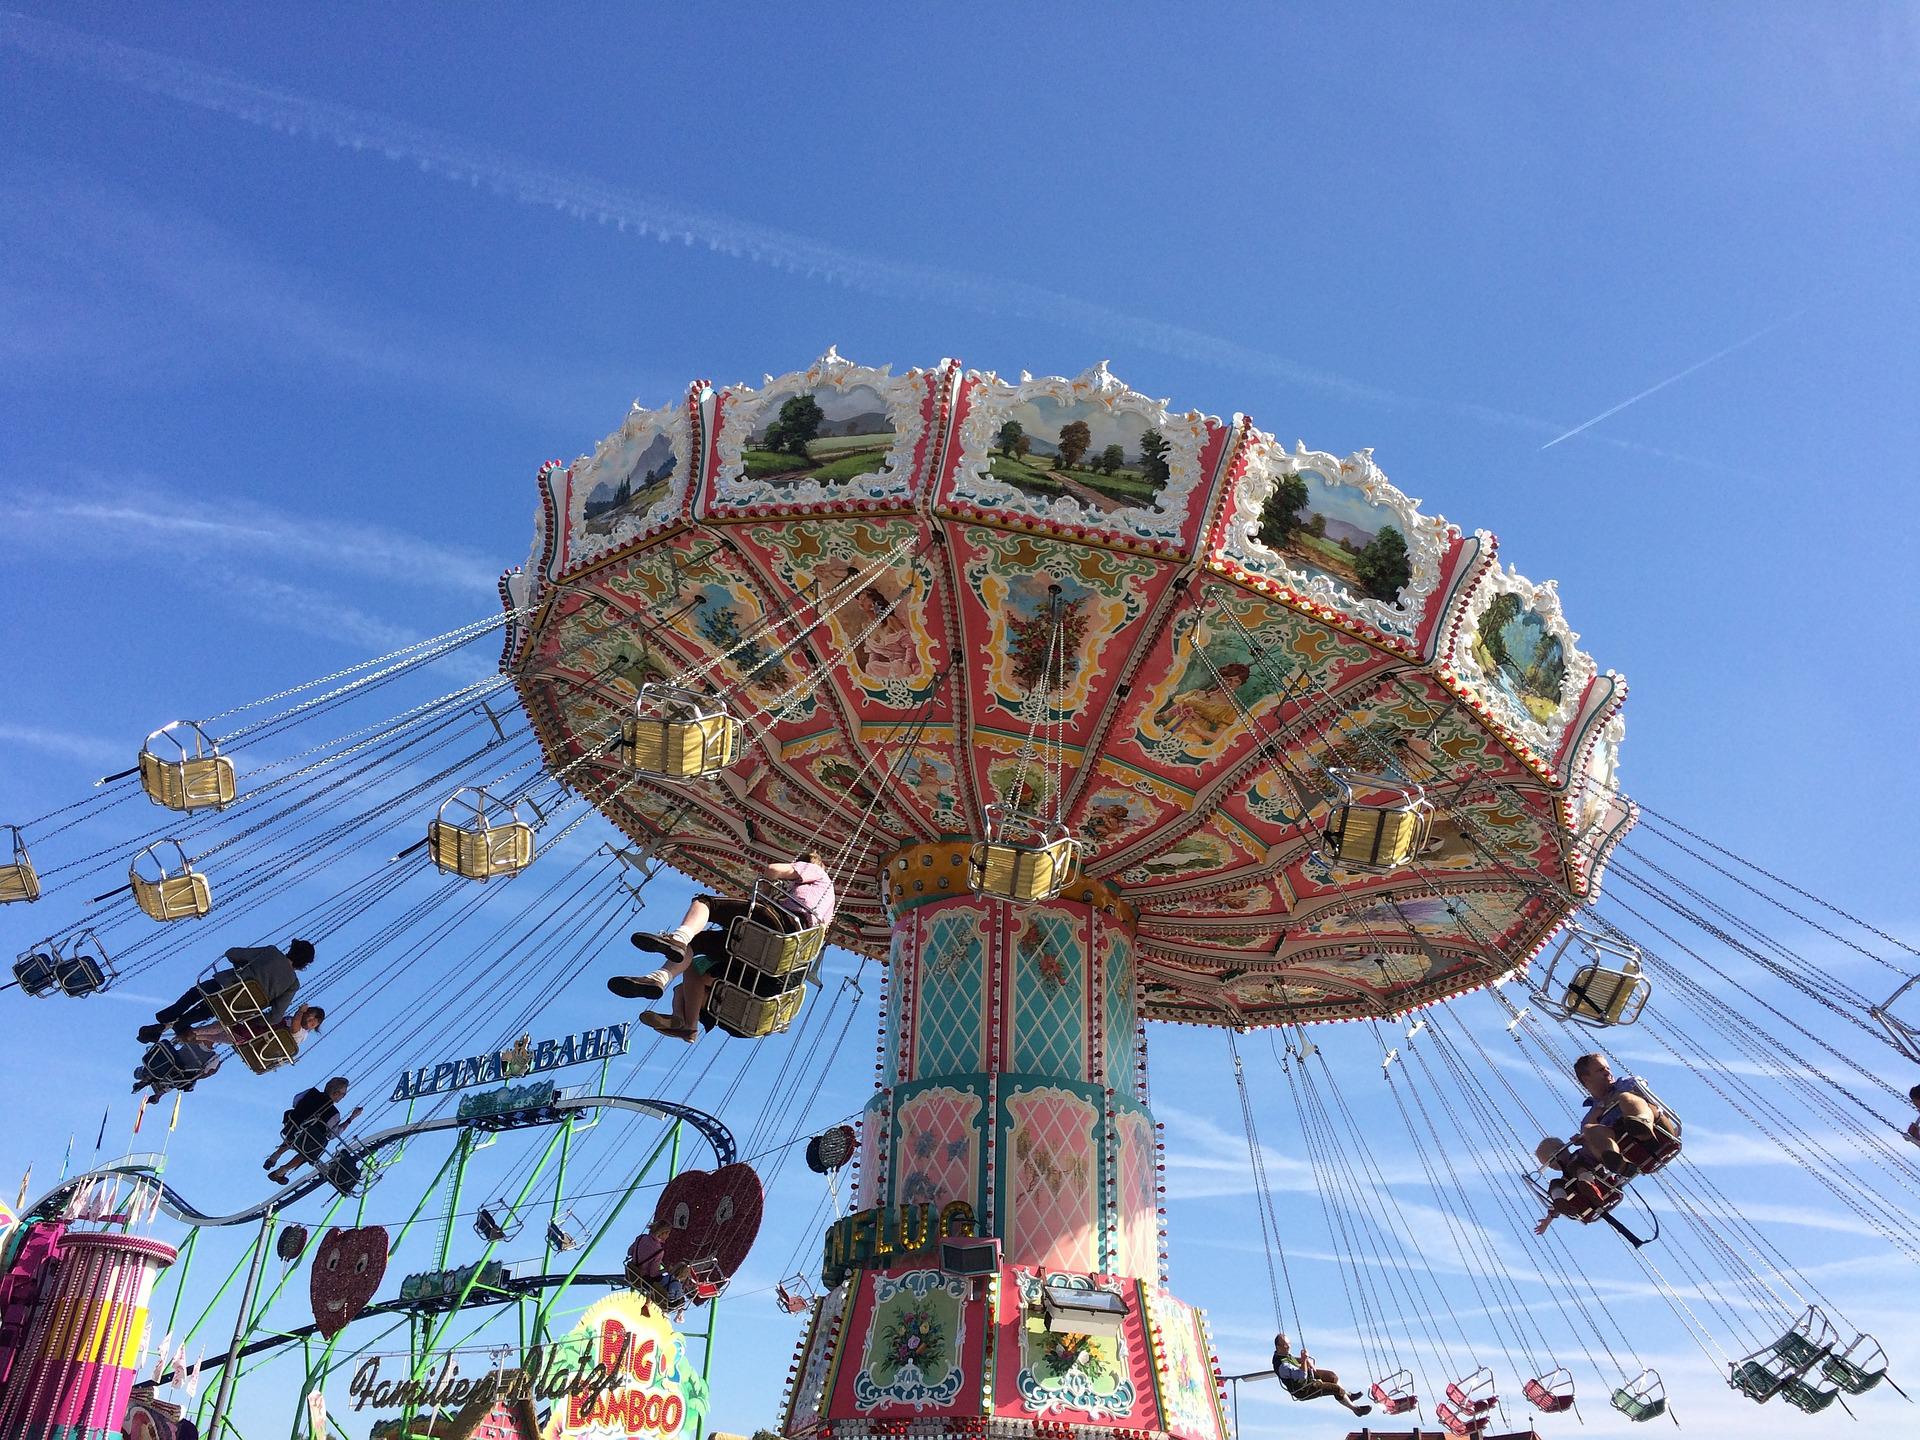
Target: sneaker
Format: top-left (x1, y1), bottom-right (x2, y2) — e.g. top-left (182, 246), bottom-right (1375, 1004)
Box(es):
top-left (630, 932), bottom-right (691, 964)
top-left (638, 1012), bottom-right (698, 1043)
top-left (268, 1169), bottom-right (292, 1186)
top-left (136, 1023), bottom-right (163, 1044)
top-left (1352, 1403), bottom-right (1373, 1417)
top-left (608, 971), bottom-right (670, 1000)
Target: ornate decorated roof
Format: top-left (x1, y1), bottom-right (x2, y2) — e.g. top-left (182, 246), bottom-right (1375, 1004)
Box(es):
top-left (503, 351), bottom-right (1633, 1026)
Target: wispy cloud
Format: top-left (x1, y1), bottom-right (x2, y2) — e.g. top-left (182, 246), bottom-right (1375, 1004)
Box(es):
top-left (3, 479), bottom-right (499, 598)
top-left (1540, 312), bottom-right (1804, 450)
top-left (0, 723), bottom-right (121, 766)
top-left (214, 574), bottom-right (421, 652)
top-left (1, 12), bottom-right (1757, 479)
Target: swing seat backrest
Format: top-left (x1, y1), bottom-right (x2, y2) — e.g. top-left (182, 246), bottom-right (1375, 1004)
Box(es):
top-left (1328, 802), bottom-right (1430, 872)
top-left (1369, 1376), bottom-right (1418, 1414)
top-left (428, 818), bottom-right (534, 880)
top-left (726, 913), bottom-right (824, 979)
top-left (1820, 1352), bottom-right (1885, 1394)
top-left (1610, 1388), bottom-right (1665, 1422)
top-left (624, 712), bottom-right (738, 780)
top-left (1524, 1375), bottom-right (1575, 1412)
top-left (12, 952), bottom-right (58, 996)
top-left (0, 858), bottom-right (39, 905)
top-left (1434, 1401), bottom-right (1486, 1437)
top-left (54, 951), bottom-right (109, 997)
top-left (1562, 960), bottom-right (1648, 1026)
top-left (133, 869), bottom-right (212, 921)
top-left (139, 751), bottom-right (236, 813)
top-left (706, 955), bottom-right (808, 1038)
top-left (968, 836), bottom-right (1080, 904)
top-left (1730, 1359), bottom-right (1786, 1401)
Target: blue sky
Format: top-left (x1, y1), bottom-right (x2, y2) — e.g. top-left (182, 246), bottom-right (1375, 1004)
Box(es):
top-left (3, 5), bottom-right (1919, 1437)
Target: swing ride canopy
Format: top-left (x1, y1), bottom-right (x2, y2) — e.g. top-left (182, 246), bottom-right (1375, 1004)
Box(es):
top-left (504, 351), bottom-right (1633, 1026)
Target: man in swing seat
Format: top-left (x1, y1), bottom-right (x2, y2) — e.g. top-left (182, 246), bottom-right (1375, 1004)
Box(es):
top-left (1273, 1331), bottom-right (1372, 1415)
top-left (1572, 1052), bottom-right (1676, 1174)
top-left (137, 938), bottom-right (315, 1043)
top-left (612, 851), bottom-right (836, 1042)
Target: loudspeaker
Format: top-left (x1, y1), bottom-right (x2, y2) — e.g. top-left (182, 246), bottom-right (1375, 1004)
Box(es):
top-left (940, 1235), bottom-right (1001, 1275)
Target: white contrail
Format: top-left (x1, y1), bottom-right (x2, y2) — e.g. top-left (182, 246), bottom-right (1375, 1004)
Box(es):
top-left (1539, 312), bottom-right (1802, 450)
top-left (0, 11), bottom-right (1395, 407)
top-left (0, 10), bottom-right (1768, 480)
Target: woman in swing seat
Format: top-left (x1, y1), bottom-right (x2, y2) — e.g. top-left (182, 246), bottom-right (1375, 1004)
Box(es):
top-left (1273, 1331), bottom-right (1372, 1415)
top-left (611, 851), bottom-right (835, 1042)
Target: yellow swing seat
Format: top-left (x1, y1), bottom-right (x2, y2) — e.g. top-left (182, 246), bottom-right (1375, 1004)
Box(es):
top-left (968, 806), bottom-right (1083, 904)
top-left (706, 954), bottom-right (808, 1039)
top-left (622, 683), bottom-right (739, 781)
top-left (0, 825), bottom-right (39, 904)
top-left (427, 788), bottom-right (535, 881)
top-left (1324, 768), bottom-right (1433, 873)
top-left (138, 721), bottom-right (237, 812)
top-left (1538, 924), bottom-right (1650, 1027)
top-left (202, 975), bottom-right (300, 1073)
top-left (131, 841), bottom-right (213, 921)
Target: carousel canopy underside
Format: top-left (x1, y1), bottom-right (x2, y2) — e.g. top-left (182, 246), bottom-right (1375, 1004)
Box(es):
top-left (505, 354), bottom-right (1632, 1026)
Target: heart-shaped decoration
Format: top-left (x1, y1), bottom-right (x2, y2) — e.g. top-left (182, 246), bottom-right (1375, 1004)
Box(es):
top-left (310, 1225), bottom-right (388, 1337)
top-left (650, 1163), bottom-right (763, 1278)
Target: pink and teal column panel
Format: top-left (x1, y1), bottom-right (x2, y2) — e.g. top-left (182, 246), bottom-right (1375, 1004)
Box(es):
top-left (782, 844), bottom-right (1228, 1440)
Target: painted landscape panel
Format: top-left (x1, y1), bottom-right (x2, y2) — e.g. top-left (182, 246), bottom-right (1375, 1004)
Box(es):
top-left (1250, 466), bottom-right (1411, 602)
top-left (983, 396), bottom-right (1173, 514)
top-left (582, 429), bottom-right (676, 535)
top-left (743, 383), bottom-right (898, 486)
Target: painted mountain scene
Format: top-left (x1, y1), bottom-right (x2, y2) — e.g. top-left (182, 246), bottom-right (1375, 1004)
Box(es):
top-left (1251, 465), bottom-right (1413, 602)
top-left (983, 395), bottom-right (1174, 513)
top-left (582, 428), bottom-right (676, 535)
top-left (742, 383), bottom-right (899, 486)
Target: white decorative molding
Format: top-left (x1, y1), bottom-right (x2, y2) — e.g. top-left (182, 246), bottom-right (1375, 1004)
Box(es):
top-left (558, 398), bottom-right (694, 572)
top-left (1222, 436), bottom-right (1452, 638)
top-left (1450, 563), bottom-right (1599, 758)
top-left (951, 363), bottom-right (1213, 549)
top-left (711, 348), bottom-right (928, 508)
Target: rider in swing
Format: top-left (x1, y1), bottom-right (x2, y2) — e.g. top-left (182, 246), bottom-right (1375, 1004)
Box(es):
top-left (1272, 1331), bottom-right (1372, 1416)
top-left (612, 850), bottom-right (836, 1041)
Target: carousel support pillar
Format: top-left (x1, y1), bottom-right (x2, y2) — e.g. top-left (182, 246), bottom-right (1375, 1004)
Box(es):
top-left (209, 1208), bottom-right (274, 1440)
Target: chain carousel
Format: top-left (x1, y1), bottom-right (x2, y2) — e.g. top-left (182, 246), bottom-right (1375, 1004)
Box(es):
top-left (500, 350), bottom-right (1633, 1439)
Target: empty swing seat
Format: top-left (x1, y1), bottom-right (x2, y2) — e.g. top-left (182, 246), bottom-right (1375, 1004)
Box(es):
top-left (1562, 958), bottom-right (1649, 1026)
top-left (1821, 1334), bottom-right (1889, 1394)
top-left (686, 1257), bottom-right (726, 1302)
top-left (1610, 1370), bottom-right (1666, 1422)
top-left (776, 1278), bottom-right (813, 1314)
top-left (1730, 1359), bottom-right (1789, 1402)
top-left (1769, 1306), bottom-right (1837, 1372)
top-left (427, 788), bottom-right (535, 881)
top-left (0, 826), bottom-right (39, 904)
top-left (204, 977), bottom-right (300, 1073)
top-left (1323, 768), bottom-right (1433, 873)
top-left (968, 805), bottom-right (1083, 904)
top-left (1369, 1370), bottom-right (1418, 1415)
top-left (138, 722), bottom-right (236, 812)
top-left (1523, 1369), bottom-right (1576, 1412)
top-left (1435, 1401), bottom-right (1488, 1437)
top-left (11, 951), bottom-right (60, 996)
top-left (622, 684), bottom-right (739, 781)
top-left (1783, 1377), bottom-right (1840, 1414)
top-left (130, 841), bottom-right (213, 921)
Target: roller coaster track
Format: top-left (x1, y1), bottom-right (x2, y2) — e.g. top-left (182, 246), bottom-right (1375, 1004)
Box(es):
top-left (22, 1093), bottom-right (734, 1227)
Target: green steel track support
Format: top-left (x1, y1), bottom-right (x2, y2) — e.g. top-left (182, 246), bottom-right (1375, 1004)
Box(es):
top-left (529, 1119), bottom-right (681, 1342)
top-left (288, 1135), bottom-right (466, 1440)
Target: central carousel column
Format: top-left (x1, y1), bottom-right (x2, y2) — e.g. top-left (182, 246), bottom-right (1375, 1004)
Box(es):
top-left (783, 843), bottom-right (1229, 1440)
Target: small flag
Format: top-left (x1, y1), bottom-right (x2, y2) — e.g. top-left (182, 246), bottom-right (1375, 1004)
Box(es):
top-left (14, 1168), bottom-right (28, 1211)
top-left (95, 1107), bottom-right (108, 1151)
top-left (169, 1093), bottom-right (183, 1133)
top-left (60, 1134), bottom-right (73, 1179)
top-left (133, 1098), bottom-right (148, 1135)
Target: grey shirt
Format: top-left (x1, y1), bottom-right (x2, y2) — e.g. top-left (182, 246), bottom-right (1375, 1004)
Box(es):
top-left (224, 945), bottom-right (301, 1024)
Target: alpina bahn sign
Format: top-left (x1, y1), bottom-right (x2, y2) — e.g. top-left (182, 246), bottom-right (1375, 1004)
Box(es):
top-left (390, 1024), bottom-right (631, 1103)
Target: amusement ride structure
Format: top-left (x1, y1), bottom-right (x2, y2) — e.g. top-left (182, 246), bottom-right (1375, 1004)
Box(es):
top-left (2, 352), bottom-right (1918, 1439)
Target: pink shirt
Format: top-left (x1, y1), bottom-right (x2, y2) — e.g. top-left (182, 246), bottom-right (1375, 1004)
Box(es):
top-left (780, 861), bottom-right (837, 929)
